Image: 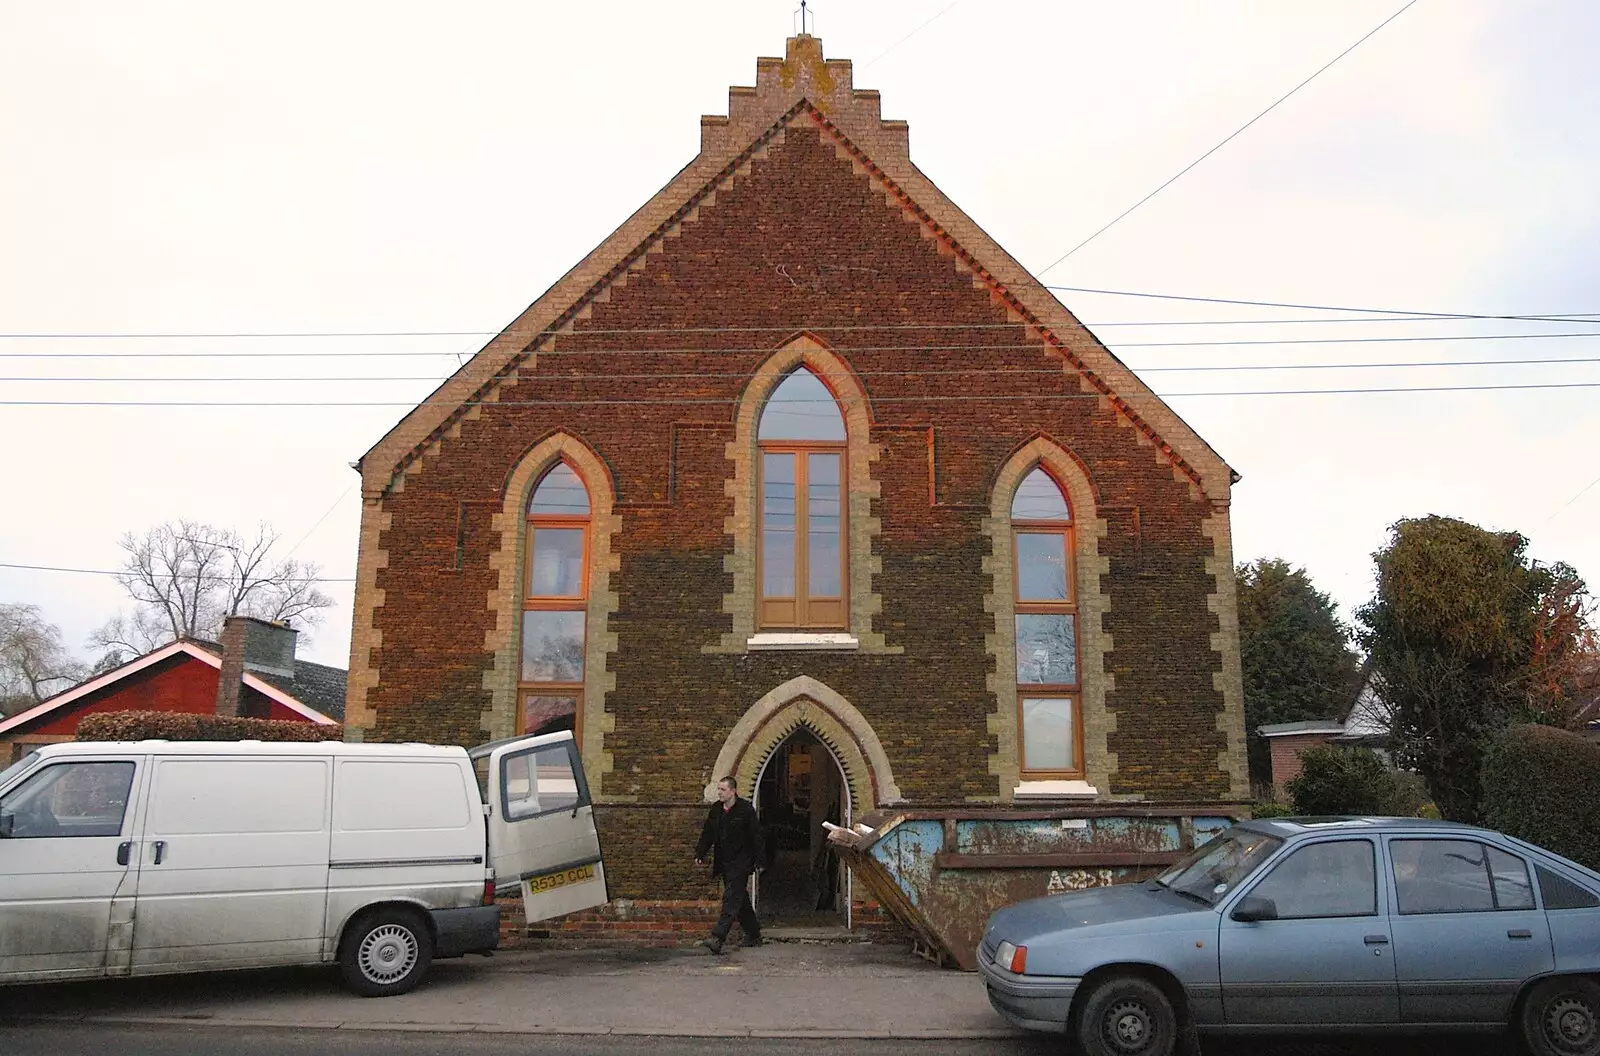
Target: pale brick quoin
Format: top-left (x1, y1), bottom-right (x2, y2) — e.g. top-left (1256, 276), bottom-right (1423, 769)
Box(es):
top-left (346, 34), bottom-right (1250, 936)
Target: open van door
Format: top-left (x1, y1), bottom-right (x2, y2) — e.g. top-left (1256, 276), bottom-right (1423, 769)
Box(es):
top-left (471, 731), bottom-right (608, 925)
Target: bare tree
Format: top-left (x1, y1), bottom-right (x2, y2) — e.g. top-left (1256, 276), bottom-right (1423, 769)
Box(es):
top-left (1, 603), bottom-right (87, 714)
top-left (90, 520), bottom-right (335, 656)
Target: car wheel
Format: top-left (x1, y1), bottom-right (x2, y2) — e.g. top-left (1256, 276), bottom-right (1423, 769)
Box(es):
top-left (1075, 974), bottom-right (1178, 1056)
top-left (1521, 976), bottom-right (1600, 1056)
top-left (339, 908), bottom-right (434, 997)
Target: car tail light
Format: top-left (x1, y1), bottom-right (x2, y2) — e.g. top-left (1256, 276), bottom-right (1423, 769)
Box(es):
top-left (483, 879), bottom-right (497, 906)
top-left (994, 941), bottom-right (1028, 974)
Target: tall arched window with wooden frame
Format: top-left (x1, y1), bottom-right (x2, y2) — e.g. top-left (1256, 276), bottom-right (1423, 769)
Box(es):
top-left (1012, 466), bottom-right (1083, 777)
top-left (520, 460), bottom-right (590, 741)
top-left (757, 366), bottom-right (847, 629)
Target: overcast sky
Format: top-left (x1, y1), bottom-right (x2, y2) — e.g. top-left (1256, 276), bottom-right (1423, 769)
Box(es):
top-left (2, 1), bottom-right (1596, 670)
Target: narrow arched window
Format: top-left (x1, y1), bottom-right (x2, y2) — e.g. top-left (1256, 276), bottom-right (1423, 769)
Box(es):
top-left (520, 461), bottom-right (590, 740)
top-left (758, 366), bottom-right (846, 629)
top-left (1012, 467), bottom-right (1081, 776)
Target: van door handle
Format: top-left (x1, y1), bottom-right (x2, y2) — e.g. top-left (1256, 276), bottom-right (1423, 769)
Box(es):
top-left (1363, 934), bottom-right (1390, 945)
top-left (117, 841), bottom-right (132, 866)
top-left (152, 840), bottom-right (167, 865)
top-left (1508, 928), bottom-right (1533, 939)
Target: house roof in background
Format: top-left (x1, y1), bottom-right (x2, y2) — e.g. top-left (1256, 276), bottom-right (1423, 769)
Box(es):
top-left (1258, 720), bottom-right (1347, 738)
top-left (0, 638), bottom-right (341, 735)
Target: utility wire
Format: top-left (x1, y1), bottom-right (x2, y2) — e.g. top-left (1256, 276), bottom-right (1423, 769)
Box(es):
top-left (1035, 0), bottom-right (1421, 273)
top-left (861, 0), bottom-right (963, 70)
top-left (5, 330), bottom-right (1600, 361)
top-left (0, 561), bottom-right (356, 584)
top-left (6, 381), bottom-right (1600, 407)
top-left (1539, 472), bottom-right (1600, 529)
top-left (9, 355), bottom-right (1600, 384)
top-left (1034, 284), bottom-right (1598, 324)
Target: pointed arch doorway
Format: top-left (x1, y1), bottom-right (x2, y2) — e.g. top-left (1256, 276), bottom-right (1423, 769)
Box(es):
top-left (751, 727), bottom-right (854, 930)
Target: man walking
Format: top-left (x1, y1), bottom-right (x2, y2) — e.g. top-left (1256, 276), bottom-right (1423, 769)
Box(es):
top-left (694, 775), bottom-right (764, 953)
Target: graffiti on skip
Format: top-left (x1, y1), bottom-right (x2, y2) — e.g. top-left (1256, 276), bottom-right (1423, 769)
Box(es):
top-left (1046, 868), bottom-right (1115, 895)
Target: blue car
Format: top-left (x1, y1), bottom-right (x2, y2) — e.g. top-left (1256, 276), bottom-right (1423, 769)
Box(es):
top-left (978, 817), bottom-right (1600, 1056)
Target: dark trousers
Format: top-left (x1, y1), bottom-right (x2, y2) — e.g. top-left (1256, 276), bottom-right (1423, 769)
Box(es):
top-left (711, 865), bottom-right (760, 941)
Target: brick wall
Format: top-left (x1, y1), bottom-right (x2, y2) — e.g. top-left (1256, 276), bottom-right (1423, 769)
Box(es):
top-left (355, 121), bottom-right (1238, 901)
top-left (1269, 733), bottom-right (1336, 791)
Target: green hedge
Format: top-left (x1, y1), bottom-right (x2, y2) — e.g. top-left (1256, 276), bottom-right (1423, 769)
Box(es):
top-left (76, 711), bottom-right (344, 743)
top-left (1481, 724), bottom-right (1600, 871)
top-left (1285, 745), bottom-right (1410, 817)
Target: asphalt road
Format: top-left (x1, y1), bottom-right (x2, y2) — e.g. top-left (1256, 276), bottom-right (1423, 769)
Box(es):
top-left (0, 1022), bottom-right (1509, 1056)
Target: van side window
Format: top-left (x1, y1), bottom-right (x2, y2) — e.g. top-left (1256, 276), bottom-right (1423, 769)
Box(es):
top-left (0, 761), bottom-right (135, 839)
top-left (502, 743), bottom-right (584, 821)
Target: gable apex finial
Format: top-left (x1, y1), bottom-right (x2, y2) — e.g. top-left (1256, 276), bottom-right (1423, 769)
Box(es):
top-left (793, 1), bottom-right (814, 37)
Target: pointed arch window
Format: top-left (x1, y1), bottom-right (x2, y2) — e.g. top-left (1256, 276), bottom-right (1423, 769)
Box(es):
top-left (520, 461), bottom-right (590, 741)
top-left (1012, 467), bottom-right (1082, 776)
top-left (758, 367), bottom-right (846, 629)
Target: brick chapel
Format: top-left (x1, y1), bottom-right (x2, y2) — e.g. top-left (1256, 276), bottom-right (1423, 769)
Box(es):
top-left (346, 35), bottom-right (1249, 930)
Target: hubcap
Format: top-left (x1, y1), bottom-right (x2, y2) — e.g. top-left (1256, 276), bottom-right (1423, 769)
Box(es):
top-left (1103, 999), bottom-right (1153, 1054)
top-left (1545, 995), bottom-right (1597, 1052)
top-left (359, 923), bottom-right (419, 985)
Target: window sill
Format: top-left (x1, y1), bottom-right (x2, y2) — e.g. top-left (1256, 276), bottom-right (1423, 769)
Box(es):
top-left (746, 632), bottom-right (861, 652)
top-left (1013, 779), bottom-right (1099, 800)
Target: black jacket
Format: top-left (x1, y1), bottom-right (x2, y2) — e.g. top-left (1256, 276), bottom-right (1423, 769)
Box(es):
top-left (695, 796), bottom-right (764, 878)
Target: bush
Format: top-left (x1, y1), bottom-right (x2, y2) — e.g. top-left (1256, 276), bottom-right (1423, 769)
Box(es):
top-left (1250, 801), bottom-right (1296, 819)
top-left (76, 711), bottom-right (344, 743)
top-left (1481, 724), bottom-right (1600, 872)
top-left (1285, 745), bottom-right (1408, 816)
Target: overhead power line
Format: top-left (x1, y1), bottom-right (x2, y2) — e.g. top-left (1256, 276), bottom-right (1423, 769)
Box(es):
top-left (8, 355), bottom-right (1600, 384)
top-left (4, 330), bottom-right (1600, 361)
top-left (0, 560), bottom-right (356, 584)
top-left (3, 282), bottom-right (1598, 346)
top-left (1035, 0), bottom-right (1421, 273)
top-left (1034, 284), bottom-right (1600, 324)
top-left (6, 381), bottom-right (1600, 408)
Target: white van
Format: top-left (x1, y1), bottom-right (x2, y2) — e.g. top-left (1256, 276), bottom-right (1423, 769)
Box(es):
top-left (0, 731), bottom-right (607, 996)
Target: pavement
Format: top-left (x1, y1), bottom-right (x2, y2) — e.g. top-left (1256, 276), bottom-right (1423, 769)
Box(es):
top-left (0, 939), bottom-right (1026, 1041)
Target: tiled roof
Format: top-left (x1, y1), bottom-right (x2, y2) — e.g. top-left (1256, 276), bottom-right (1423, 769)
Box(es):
top-left (187, 637), bottom-right (346, 722)
top-left (254, 660), bottom-right (347, 722)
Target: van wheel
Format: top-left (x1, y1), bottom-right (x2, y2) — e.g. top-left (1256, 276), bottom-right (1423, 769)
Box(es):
top-left (1520, 976), bottom-right (1600, 1056)
top-left (340, 908), bottom-right (433, 997)
top-left (1075, 974), bottom-right (1177, 1056)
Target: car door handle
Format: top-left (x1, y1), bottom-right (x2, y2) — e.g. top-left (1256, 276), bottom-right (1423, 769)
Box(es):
top-left (116, 841), bottom-right (132, 866)
top-left (1508, 928), bottom-right (1533, 940)
top-left (1363, 934), bottom-right (1390, 945)
top-left (152, 840), bottom-right (167, 865)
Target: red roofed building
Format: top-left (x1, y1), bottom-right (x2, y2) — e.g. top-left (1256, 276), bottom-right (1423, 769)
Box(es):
top-left (0, 616), bottom-right (343, 762)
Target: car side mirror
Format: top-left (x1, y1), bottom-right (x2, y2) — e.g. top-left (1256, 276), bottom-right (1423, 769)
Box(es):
top-left (0, 811), bottom-right (13, 839)
top-left (1232, 895), bottom-right (1278, 922)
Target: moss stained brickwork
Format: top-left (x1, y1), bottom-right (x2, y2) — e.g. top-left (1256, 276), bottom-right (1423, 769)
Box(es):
top-left (347, 36), bottom-right (1247, 904)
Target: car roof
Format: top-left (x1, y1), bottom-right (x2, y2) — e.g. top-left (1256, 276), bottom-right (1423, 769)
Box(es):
top-left (1237, 816), bottom-right (1488, 837)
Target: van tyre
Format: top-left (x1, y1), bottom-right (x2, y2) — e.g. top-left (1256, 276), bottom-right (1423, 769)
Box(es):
top-left (1075, 974), bottom-right (1178, 1056)
top-left (340, 908), bottom-right (433, 997)
top-left (1520, 976), bottom-right (1600, 1056)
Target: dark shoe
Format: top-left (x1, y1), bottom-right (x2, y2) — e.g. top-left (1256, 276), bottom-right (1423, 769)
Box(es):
top-left (700, 936), bottom-right (725, 954)
top-left (741, 935), bottom-right (764, 947)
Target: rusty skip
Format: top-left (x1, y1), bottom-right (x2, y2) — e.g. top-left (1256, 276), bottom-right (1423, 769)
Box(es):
top-left (830, 805), bottom-right (1245, 971)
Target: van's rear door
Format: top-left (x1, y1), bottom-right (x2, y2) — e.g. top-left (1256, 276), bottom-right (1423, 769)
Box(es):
top-left (474, 732), bottom-right (607, 924)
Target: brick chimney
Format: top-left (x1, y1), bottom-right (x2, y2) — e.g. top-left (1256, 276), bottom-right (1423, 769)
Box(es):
top-left (214, 615), bottom-right (299, 718)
